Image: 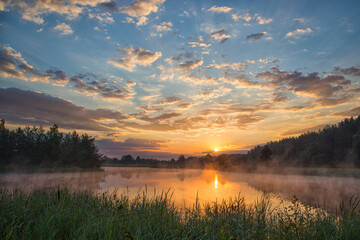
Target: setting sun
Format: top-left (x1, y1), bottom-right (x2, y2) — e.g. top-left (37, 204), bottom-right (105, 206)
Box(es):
top-left (214, 148), bottom-right (219, 152)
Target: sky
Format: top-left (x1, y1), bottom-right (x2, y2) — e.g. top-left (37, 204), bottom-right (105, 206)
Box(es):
top-left (0, 0), bottom-right (360, 159)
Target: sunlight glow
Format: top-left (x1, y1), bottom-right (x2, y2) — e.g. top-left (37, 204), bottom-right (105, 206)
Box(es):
top-left (214, 148), bottom-right (219, 152)
top-left (214, 174), bottom-right (218, 189)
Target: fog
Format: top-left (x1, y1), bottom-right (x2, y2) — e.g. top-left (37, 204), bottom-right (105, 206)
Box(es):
top-left (1, 167), bottom-right (359, 211)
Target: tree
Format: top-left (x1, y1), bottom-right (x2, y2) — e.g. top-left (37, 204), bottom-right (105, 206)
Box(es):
top-left (352, 131), bottom-right (360, 167)
top-left (260, 145), bottom-right (272, 163)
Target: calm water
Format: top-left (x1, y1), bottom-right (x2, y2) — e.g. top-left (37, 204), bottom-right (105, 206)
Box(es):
top-left (1, 167), bottom-right (360, 210)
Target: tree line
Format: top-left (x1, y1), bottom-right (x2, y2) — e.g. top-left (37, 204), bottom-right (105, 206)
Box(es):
top-left (107, 116), bottom-right (360, 169)
top-left (0, 120), bottom-right (102, 170)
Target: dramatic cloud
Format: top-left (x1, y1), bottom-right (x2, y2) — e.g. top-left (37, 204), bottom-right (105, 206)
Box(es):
top-left (53, 23), bottom-right (73, 35)
top-left (285, 28), bottom-right (312, 38)
top-left (210, 29), bottom-right (231, 43)
top-left (0, 88), bottom-right (127, 131)
top-left (108, 46), bottom-right (162, 71)
top-left (333, 66), bottom-right (360, 76)
top-left (257, 67), bottom-right (352, 105)
top-left (246, 32), bottom-right (265, 41)
top-left (120, 0), bottom-right (165, 26)
top-left (208, 6), bottom-right (232, 13)
top-left (177, 59), bottom-right (203, 71)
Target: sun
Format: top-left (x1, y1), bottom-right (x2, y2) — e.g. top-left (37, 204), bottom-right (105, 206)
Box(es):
top-left (214, 148), bottom-right (219, 152)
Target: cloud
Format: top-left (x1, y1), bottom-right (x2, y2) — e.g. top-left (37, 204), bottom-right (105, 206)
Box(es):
top-left (210, 29), bottom-right (231, 42)
top-left (108, 46), bottom-right (162, 71)
top-left (88, 12), bottom-right (114, 24)
top-left (99, 0), bottom-right (119, 12)
top-left (257, 67), bottom-right (352, 105)
top-left (294, 18), bottom-right (305, 23)
top-left (333, 66), bottom-right (360, 76)
top-left (0, 0), bottom-right (110, 24)
top-left (271, 92), bottom-right (288, 103)
top-left (256, 15), bottom-right (272, 24)
top-left (177, 59), bottom-right (203, 71)
top-left (246, 32), bottom-right (265, 41)
top-left (120, 0), bottom-right (165, 26)
top-left (285, 28), bottom-right (312, 38)
top-left (187, 41), bottom-right (211, 48)
top-left (334, 107), bottom-right (360, 117)
top-left (0, 88), bottom-right (127, 131)
top-left (281, 124), bottom-right (328, 136)
top-left (0, 45), bottom-right (31, 80)
top-left (236, 114), bottom-right (264, 127)
top-left (220, 72), bottom-right (262, 88)
top-left (153, 96), bottom-right (183, 106)
top-left (208, 6), bottom-right (232, 13)
top-left (179, 73), bottom-right (218, 85)
top-left (0, 45), bottom-right (66, 84)
top-left (232, 13), bottom-right (251, 22)
top-left (70, 75), bottom-right (136, 99)
top-left (95, 138), bottom-right (178, 159)
top-left (154, 21), bottom-right (172, 32)
top-left (53, 23), bottom-right (73, 35)
top-left (205, 62), bottom-right (247, 72)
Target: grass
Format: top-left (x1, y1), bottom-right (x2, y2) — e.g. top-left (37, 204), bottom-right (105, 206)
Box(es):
top-left (1, 187), bottom-right (359, 239)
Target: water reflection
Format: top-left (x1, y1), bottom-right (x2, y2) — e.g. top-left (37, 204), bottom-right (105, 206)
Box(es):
top-left (214, 174), bottom-right (218, 189)
top-left (1, 167), bottom-right (359, 210)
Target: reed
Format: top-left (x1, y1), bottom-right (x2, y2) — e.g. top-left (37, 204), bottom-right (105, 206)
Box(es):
top-left (0, 187), bottom-right (359, 239)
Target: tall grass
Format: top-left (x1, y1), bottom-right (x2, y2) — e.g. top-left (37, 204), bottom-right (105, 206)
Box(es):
top-left (1, 187), bottom-right (359, 239)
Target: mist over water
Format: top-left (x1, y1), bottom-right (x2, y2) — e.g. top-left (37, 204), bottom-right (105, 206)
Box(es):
top-left (1, 167), bottom-right (359, 210)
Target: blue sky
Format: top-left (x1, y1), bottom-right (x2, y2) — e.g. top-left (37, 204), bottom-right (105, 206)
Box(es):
top-left (1, 0), bottom-right (359, 159)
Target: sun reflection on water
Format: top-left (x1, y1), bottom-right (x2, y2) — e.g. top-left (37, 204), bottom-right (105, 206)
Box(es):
top-left (214, 174), bottom-right (218, 189)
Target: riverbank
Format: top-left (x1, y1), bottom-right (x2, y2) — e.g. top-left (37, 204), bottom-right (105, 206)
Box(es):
top-left (1, 187), bottom-right (359, 239)
top-left (0, 166), bottom-right (103, 174)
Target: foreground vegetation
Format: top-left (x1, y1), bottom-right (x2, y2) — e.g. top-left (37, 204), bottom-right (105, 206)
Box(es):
top-left (0, 120), bottom-right (102, 170)
top-left (1, 188), bottom-right (359, 239)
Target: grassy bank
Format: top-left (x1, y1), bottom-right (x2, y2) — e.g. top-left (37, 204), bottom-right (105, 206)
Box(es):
top-left (1, 188), bottom-right (359, 239)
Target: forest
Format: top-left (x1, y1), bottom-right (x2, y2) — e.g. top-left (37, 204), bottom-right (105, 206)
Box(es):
top-left (0, 120), bottom-right (102, 170)
top-left (107, 116), bottom-right (360, 169)
top-left (1, 116), bottom-right (359, 171)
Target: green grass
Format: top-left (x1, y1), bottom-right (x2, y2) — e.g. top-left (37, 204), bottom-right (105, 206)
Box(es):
top-left (1, 187), bottom-right (359, 239)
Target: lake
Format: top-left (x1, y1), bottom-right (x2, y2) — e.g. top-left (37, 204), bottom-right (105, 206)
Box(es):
top-left (1, 167), bottom-right (360, 210)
